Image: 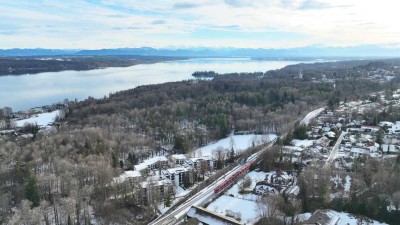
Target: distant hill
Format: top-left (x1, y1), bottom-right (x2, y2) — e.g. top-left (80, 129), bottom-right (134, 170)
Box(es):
top-left (0, 48), bottom-right (78, 56)
top-left (1, 45), bottom-right (400, 58)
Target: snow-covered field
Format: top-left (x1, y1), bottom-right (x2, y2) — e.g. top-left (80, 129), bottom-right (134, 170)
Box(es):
top-left (206, 195), bottom-right (260, 224)
top-left (298, 210), bottom-right (388, 225)
top-left (194, 134), bottom-right (277, 157)
top-left (15, 110), bottom-right (60, 127)
top-left (216, 171), bottom-right (273, 212)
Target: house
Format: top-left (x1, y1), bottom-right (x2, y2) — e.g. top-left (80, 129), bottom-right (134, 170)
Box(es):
top-left (134, 156), bottom-right (168, 174)
top-left (315, 136), bottom-right (331, 147)
top-left (325, 131), bottom-right (336, 139)
top-left (303, 210), bottom-right (339, 225)
top-left (361, 125), bottom-right (380, 133)
top-left (379, 121), bottom-right (394, 128)
top-left (162, 167), bottom-right (193, 186)
top-left (254, 184), bottom-right (277, 196)
top-left (138, 178), bottom-right (173, 204)
top-left (187, 206), bottom-right (243, 225)
top-left (186, 156), bottom-right (216, 171)
top-left (169, 154), bottom-right (187, 167)
top-left (350, 147), bottom-right (370, 157)
top-left (387, 121), bottom-right (400, 134)
top-left (113, 170), bottom-right (142, 184)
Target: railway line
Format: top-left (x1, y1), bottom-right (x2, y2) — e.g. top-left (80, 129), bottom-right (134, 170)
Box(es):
top-left (149, 107), bottom-right (325, 225)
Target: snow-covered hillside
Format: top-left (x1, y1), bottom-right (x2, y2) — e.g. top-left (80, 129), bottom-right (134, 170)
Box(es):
top-left (193, 134), bottom-right (277, 157)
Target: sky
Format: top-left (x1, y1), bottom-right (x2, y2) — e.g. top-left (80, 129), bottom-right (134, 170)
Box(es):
top-left (1, 0), bottom-right (400, 49)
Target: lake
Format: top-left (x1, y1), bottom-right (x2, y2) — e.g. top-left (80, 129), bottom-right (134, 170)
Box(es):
top-left (0, 58), bottom-right (311, 111)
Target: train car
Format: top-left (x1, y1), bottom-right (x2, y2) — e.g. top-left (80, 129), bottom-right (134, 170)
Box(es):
top-left (214, 159), bottom-right (257, 193)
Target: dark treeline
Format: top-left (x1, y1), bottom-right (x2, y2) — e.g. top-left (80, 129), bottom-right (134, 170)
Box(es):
top-left (0, 56), bottom-right (183, 76)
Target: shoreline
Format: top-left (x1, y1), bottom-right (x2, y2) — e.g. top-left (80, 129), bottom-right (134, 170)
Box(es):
top-left (0, 55), bottom-right (186, 76)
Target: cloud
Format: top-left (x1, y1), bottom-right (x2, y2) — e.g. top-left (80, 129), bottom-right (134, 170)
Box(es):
top-left (298, 0), bottom-right (331, 10)
top-left (173, 2), bottom-right (199, 9)
top-left (0, 0), bottom-right (400, 49)
top-left (152, 19), bottom-right (166, 25)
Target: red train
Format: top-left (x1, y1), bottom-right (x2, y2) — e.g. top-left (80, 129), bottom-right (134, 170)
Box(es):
top-left (214, 159), bottom-right (257, 193)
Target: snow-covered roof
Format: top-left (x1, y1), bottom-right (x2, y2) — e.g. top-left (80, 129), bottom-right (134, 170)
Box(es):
top-left (134, 156), bottom-right (168, 171)
top-left (350, 147), bottom-right (370, 155)
top-left (113, 170), bottom-right (141, 183)
top-left (170, 154), bottom-right (187, 160)
top-left (164, 167), bottom-right (189, 175)
top-left (188, 155), bottom-right (214, 162)
top-left (325, 131), bottom-right (336, 138)
top-left (304, 210), bottom-right (339, 225)
top-left (291, 139), bottom-right (314, 148)
top-left (187, 206), bottom-right (243, 225)
top-left (141, 179), bottom-right (172, 188)
top-left (379, 121), bottom-right (394, 127)
top-left (300, 210), bottom-right (388, 225)
top-left (283, 146), bottom-right (304, 152)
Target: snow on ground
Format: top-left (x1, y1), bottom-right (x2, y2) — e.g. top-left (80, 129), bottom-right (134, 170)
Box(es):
top-left (194, 134), bottom-right (277, 157)
top-left (175, 186), bottom-right (189, 198)
top-left (301, 107), bottom-right (325, 125)
top-left (224, 171), bottom-right (273, 201)
top-left (298, 210), bottom-right (388, 225)
top-left (344, 175), bottom-right (351, 192)
top-left (291, 139), bottom-right (314, 148)
top-left (206, 195), bottom-right (260, 224)
top-left (15, 110), bottom-right (60, 127)
top-left (246, 171), bottom-right (271, 188)
top-left (225, 181), bottom-right (261, 202)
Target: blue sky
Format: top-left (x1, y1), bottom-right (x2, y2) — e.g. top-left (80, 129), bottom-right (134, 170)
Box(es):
top-left (1, 0), bottom-right (400, 49)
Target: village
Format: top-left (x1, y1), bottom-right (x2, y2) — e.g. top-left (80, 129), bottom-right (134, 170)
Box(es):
top-left (180, 88), bottom-right (400, 224)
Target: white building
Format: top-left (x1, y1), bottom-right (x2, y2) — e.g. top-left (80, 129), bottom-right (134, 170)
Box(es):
top-left (134, 156), bottom-right (168, 173)
top-left (169, 154), bottom-right (187, 167)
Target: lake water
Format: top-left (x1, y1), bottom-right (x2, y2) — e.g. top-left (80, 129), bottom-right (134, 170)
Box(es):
top-left (0, 58), bottom-right (309, 111)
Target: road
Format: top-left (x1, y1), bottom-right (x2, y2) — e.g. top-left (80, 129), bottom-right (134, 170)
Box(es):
top-left (324, 131), bottom-right (347, 169)
top-left (149, 107), bottom-right (325, 225)
top-left (300, 107), bottom-right (325, 125)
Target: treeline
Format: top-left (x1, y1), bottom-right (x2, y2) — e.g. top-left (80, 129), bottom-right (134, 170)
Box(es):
top-left (0, 56), bottom-right (182, 76)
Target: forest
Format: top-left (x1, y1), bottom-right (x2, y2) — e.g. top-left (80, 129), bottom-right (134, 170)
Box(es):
top-left (0, 60), bottom-right (399, 224)
top-left (0, 56), bottom-right (182, 76)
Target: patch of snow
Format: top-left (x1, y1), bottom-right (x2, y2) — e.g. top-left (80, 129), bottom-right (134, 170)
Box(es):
top-left (344, 175), bottom-right (351, 193)
top-left (206, 195), bottom-right (260, 224)
top-left (175, 186), bottom-right (189, 198)
top-left (14, 110), bottom-right (60, 127)
top-left (291, 139), bottom-right (314, 148)
top-left (194, 134), bottom-right (277, 157)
